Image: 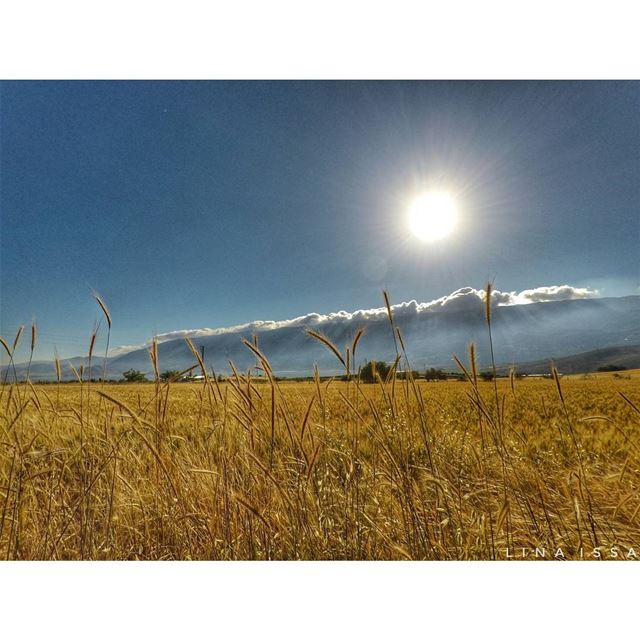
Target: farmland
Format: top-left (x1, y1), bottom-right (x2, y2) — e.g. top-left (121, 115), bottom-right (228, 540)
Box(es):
top-left (1, 369), bottom-right (639, 560)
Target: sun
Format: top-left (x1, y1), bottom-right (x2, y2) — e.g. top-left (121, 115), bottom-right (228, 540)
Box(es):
top-left (407, 191), bottom-right (458, 242)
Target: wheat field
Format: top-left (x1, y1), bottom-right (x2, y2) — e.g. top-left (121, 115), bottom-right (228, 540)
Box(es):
top-left (1, 351), bottom-right (639, 559)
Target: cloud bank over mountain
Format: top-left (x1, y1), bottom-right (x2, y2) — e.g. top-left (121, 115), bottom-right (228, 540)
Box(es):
top-left (6, 287), bottom-right (640, 380)
top-left (112, 284), bottom-right (599, 355)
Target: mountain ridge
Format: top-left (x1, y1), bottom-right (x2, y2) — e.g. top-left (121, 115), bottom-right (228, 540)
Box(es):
top-left (3, 294), bottom-right (638, 380)
top-left (499, 344), bottom-right (640, 375)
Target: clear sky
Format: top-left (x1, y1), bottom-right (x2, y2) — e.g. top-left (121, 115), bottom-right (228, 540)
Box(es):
top-left (1, 81), bottom-right (638, 359)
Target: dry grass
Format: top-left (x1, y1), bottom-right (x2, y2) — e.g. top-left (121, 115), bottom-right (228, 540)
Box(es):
top-left (1, 369), bottom-right (639, 560)
top-left (1, 286), bottom-right (639, 560)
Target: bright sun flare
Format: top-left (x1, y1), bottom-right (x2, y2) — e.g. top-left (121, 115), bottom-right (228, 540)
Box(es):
top-left (408, 191), bottom-right (458, 242)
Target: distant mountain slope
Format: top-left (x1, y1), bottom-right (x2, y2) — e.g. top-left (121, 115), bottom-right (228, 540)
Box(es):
top-left (4, 295), bottom-right (639, 380)
top-left (500, 344), bottom-right (640, 375)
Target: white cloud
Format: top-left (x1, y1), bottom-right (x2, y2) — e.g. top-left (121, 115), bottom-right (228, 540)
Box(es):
top-left (508, 285), bottom-right (599, 304)
top-left (110, 284), bottom-right (599, 355)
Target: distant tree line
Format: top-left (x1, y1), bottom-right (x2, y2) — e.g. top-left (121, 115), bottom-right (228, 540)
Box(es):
top-left (15, 364), bottom-right (512, 384)
top-left (352, 362), bottom-right (472, 383)
top-left (118, 369), bottom-right (229, 383)
top-left (597, 364), bottom-right (627, 372)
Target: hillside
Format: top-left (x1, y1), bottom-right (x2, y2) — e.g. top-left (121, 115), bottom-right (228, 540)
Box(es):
top-left (4, 294), bottom-right (639, 380)
top-left (502, 344), bottom-right (640, 375)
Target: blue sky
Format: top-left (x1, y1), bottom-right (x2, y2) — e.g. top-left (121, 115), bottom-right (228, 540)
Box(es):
top-left (1, 81), bottom-right (638, 359)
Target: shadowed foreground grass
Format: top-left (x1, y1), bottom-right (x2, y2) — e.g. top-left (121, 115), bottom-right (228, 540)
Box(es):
top-left (1, 370), bottom-right (639, 560)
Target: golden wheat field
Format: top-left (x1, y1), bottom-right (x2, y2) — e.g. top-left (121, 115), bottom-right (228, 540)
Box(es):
top-left (1, 366), bottom-right (639, 560)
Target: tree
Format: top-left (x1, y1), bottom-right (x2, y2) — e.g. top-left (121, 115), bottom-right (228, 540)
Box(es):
top-left (360, 361), bottom-right (391, 383)
top-left (121, 369), bottom-right (147, 383)
top-left (397, 370), bottom-right (420, 380)
top-left (425, 367), bottom-right (447, 381)
top-left (480, 370), bottom-right (495, 382)
top-left (160, 369), bottom-right (181, 381)
top-left (597, 364), bottom-right (627, 372)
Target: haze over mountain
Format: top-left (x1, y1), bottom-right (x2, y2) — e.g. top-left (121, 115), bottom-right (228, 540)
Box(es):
top-left (499, 345), bottom-right (640, 375)
top-left (4, 286), bottom-right (639, 381)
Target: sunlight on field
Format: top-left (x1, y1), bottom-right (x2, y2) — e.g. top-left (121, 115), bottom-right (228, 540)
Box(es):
top-left (1, 373), bottom-right (638, 560)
